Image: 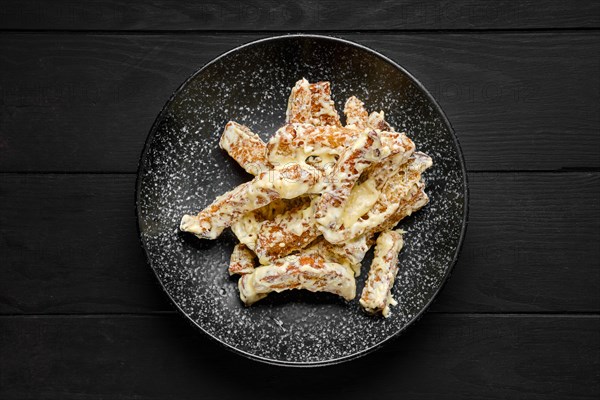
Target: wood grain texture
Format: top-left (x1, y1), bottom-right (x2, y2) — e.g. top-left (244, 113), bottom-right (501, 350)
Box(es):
top-left (0, 33), bottom-right (598, 172)
top-left (0, 314), bottom-right (598, 399)
top-left (433, 172), bottom-right (600, 312)
top-left (1, 172), bottom-right (598, 314)
top-left (1, 0), bottom-right (599, 31)
top-left (0, 174), bottom-right (169, 314)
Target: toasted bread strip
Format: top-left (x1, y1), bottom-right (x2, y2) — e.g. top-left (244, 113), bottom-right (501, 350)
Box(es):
top-left (180, 180), bottom-right (278, 240)
top-left (228, 243), bottom-right (257, 276)
top-left (323, 152), bottom-right (432, 243)
top-left (238, 250), bottom-right (356, 305)
top-left (359, 230), bottom-right (404, 317)
top-left (377, 185), bottom-right (430, 233)
top-left (266, 123), bottom-right (411, 188)
top-left (351, 104), bottom-right (415, 189)
top-left (344, 96), bottom-right (392, 131)
top-left (266, 123), bottom-right (356, 167)
top-left (180, 164), bottom-right (318, 239)
top-left (345, 99), bottom-right (414, 179)
top-left (254, 197), bottom-right (320, 264)
top-left (361, 155), bottom-right (431, 239)
top-left (344, 96), bottom-right (369, 129)
top-left (219, 121), bottom-right (270, 175)
top-left (308, 81), bottom-right (341, 127)
top-left (377, 130), bottom-right (414, 161)
top-left (308, 234), bottom-right (373, 277)
top-left (231, 197), bottom-right (310, 250)
top-left (310, 185), bottom-right (427, 278)
top-left (286, 78), bottom-right (312, 124)
top-left (230, 210), bottom-right (264, 251)
top-left (314, 130), bottom-right (385, 241)
top-left (286, 79), bottom-right (342, 127)
top-left (361, 135), bottom-right (415, 190)
top-left (368, 111), bottom-right (392, 131)
top-left (368, 152), bottom-right (433, 231)
top-left (337, 132), bottom-right (416, 231)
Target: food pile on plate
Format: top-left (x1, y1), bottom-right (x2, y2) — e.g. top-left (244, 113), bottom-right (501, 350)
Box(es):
top-left (180, 79), bottom-right (432, 317)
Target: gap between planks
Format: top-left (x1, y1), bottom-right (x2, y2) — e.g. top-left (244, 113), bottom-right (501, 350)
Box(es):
top-left (0, 312), bottom-right (598, 318)
top-left (0, 28), bottom-right (599, 35)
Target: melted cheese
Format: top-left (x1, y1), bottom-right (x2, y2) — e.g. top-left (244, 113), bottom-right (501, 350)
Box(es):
top-left (287, 199), bottom-right (316, 236)
top-left (230, 212), bottom-right (262, 250)
top-left (342, 177), bottom-right (379, 228)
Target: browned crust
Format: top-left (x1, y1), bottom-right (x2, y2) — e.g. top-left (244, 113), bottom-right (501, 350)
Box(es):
top-left (344, 96), bottom-right (369, 128)
top-left (286, 79), bottom-right (312, 124)
top-left (219, 121), bottom-right (271, 175)
top-left (254, 200), bottom-right (320, 264)
top-left (238, 249), bottom-right (356, 305)
top-left (314, 130), bottom-right (382, 230)
top-left (228, 243), bottom-right (257, 275)
top-left (359, 230), bottom-right (404, 315)
top-left (266, 123), bottom-right (357, 165)
top-left (308, 81), bottom-right (341, 127)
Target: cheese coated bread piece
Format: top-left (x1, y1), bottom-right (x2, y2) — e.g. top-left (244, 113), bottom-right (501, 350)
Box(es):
top-left (286, 78), bottom-right (312, 124)
top-left (308, 81), bottom-right (341, 127)
top-left (359, 153), bottom-right (432, 238)
top-left (362, 136), bottom-right (415, 191)
top-left (286, 78), bottom-right (341, 127)
top-left (238, 250), bottom-right (356, 305)
top-left (359, 230), bottom-right (404, 317)
top-left (219, 121), bottom-right (270, 175)
top-left (180, 164), bottom-right (319, 239)
top-left (266, 123), bottom-right (356, 167)
top-left (180, 179), bottom-right (279, 239)
top-left (344, 97), bottom-right (392, 131)
top-left (344, 96), bottom-right (369, 129)
top-left (378, 184), bottom-right (430, 233)
top-left (230, 210), bottom-right (264, 250)
top-left (337, 132), bottom-right (415, 232)
top-left (323, 151), bottom-right (432, 243)
top-left (309, 234), bottom-right (374, 276)
top-left (254, 197), bottom-right (320, 264)
top-left (314, 129), bottom-right (383, 239)
top-left (266, 122), bottom-right (404, 169)
top-left (377, 130), bottom-right (415, 162)
top-left (231, 197), bottom-right (311, 250)
top-left (368, 111), bottom-right (392, 131)
top-left (228, 243), bottom-right (257, 276)
top-left (316, 128), bottom-right (402, 242)
top-left (315, 130), bottom-right (415, 242)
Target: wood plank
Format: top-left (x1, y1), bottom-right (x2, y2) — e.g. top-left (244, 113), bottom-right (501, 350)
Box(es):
top-left (0, 314), bottom-right (597, 399)
top-left (432, 172), bottom-right (600, 312)
top-left (0, 172), bottom-right (598, 314)
top-left (1, 0), bottom-right (598, 31)
top-left (0, 174), bottom-right (169, 314)
top-left (0, 33), bottom-right (598, 172)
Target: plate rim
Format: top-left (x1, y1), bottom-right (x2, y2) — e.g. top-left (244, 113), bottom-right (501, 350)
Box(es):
top-left (135, 33), bottom-right (470, 367)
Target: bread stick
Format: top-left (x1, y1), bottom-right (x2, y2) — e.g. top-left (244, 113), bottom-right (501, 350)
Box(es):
top-left (228, 243), bottom-right (257, 276)
top-left (238, 250), bottom-right (356, 305)
top-left (359, 230), bottom-right (404, 317)
top-left (219, 121), bottom-right (270, 175)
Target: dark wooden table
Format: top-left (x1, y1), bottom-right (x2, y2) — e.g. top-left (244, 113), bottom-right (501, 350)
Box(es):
top-left (1, 1), bottom-right (599, 399)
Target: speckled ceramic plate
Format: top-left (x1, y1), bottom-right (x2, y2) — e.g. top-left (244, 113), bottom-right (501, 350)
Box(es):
top-left (136, 34), bottom-right (468, 366)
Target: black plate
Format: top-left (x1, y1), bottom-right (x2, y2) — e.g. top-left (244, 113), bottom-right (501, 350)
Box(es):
top-left (136, 34), bottom-right (468, 366)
